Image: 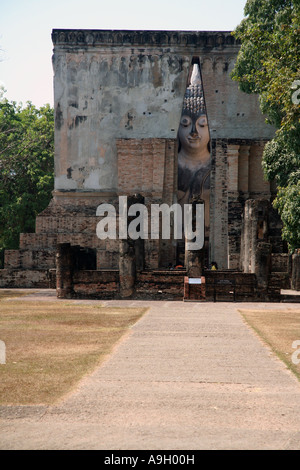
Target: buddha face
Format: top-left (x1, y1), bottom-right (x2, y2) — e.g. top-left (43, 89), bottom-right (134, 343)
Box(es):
top-left (178, 114), bottom-right (210, 154)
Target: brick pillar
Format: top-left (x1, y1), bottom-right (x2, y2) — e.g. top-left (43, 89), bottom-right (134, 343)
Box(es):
top-left (209, 140), bottom-right (228, 269)
top-left (255, 241), bottom-right (272, 289)
top-left (56, 243), bottom-right (74, 298)
top-left (238, 145), bottom-right (250, 196)
top-left (119, 239), bottom-right (136, 298)
top-left (119, 194), bottom-right (145, 298)
top-left (249, 143), bottom-right (271, 197)
top-left (227, 144), bottom-right (240, 193)
top-left (236, 146), bottom-right (251, 272)
top-left (185, 196), bottom-right (204, 277)
top-left (227, 144), bottom-right (240, 270)
top-left (240, 201), bottom-right (250, 272)
top-left (241, 199), bottom-right (270, 277)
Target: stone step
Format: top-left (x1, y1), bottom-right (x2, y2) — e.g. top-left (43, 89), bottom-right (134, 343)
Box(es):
top-left (280, 295), bottom-right (300, 303)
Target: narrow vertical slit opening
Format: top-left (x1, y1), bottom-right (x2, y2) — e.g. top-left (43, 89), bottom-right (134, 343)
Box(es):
top-left (177, 57), bottom-right (211, 269)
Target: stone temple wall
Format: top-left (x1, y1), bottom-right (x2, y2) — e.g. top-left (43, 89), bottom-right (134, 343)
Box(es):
top-left (51, 29), bottom-right (274, 270)
top-left (1, 29), bottom-right (292, 297)
top-left (51, 29), bottom-right (274, 193)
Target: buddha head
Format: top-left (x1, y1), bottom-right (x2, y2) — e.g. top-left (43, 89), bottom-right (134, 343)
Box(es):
top-left (178, 64), bottom-right (210, 161)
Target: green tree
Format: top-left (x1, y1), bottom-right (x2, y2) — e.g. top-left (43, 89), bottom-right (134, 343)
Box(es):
top-left (0, 90), bottom-right (54, 263)
top-left (231, 0), bottom-right (300, 252)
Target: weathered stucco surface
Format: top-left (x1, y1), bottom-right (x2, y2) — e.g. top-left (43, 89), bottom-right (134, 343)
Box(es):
top-left (52, 31), bottom-right (190, 191)
top-left (52, 30), bottom-right (274, 193)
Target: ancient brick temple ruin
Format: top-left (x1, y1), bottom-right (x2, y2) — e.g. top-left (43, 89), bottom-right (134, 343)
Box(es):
top-left (1, 29), bottom-right (299, 300)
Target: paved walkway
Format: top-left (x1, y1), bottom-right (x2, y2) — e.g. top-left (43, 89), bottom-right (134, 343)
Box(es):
top-left (1, 291), bottom-right (300, 450)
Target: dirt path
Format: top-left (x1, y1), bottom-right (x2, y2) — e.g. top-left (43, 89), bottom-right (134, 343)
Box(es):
top-left (1, 293), bottom-right (300, 450)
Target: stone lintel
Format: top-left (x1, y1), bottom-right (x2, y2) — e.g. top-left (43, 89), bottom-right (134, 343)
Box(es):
top-left (52, 29), bottom-right (240, 50)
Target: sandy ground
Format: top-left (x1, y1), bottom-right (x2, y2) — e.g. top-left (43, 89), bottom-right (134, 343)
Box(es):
top-left (1, 290), bottom-right (300, 450)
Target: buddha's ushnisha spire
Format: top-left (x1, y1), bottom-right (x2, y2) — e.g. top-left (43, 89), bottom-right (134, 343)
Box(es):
top-left (182, 63), bottom-right (206, 118)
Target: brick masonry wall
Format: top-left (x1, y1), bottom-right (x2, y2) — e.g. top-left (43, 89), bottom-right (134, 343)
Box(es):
top-left (0, 269), bottom-right (52, 288)
top-left (117, 138), bottom-right (177, 199)
top-left (135, 270), bottom-right (185, 300)
top-left (4, 249), bottom-right (56, 269)
top-left (209, 138), bottom-right (272, 270)
top-left (58, 269), bottom-right (186, 300)
top-left (117, 137), bottom-right (178, 269)
top-left (204, 271), bottom-right (259, 301)
top-left (2, 135), bottom-right (178, 279)
top-left (72, 270), bottom-right (119, 299)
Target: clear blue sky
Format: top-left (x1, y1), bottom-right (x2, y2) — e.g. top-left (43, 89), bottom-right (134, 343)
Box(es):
top-left (0, 0), bottom-right (247, 108)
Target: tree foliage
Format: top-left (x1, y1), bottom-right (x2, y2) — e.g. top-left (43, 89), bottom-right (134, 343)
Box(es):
top-left (0, 90), bottom-right (54, 259)
top-left (231, 0), bottom-right (300, 252)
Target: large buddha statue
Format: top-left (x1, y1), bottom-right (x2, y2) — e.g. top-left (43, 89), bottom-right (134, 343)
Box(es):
top-left (177, 63), bottom-right (211, 263)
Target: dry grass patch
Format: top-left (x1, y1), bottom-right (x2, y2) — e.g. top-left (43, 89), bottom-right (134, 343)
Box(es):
top-left (0, 290), bottom-right (32, 300)
top-left (0, 300), bottom-right (147, 405)
top-left (239, 308), bottom-right (300, 381)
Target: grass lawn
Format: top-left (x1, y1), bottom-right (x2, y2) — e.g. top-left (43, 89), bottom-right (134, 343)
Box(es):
top-left (0, 290), bottom-right (33, 300)
top-left (0, 290), bottom-right (147, 405)
top-left (239, 308), bottom-right (300, 382)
